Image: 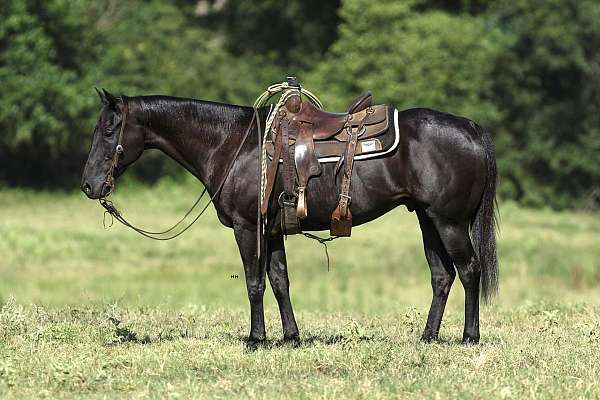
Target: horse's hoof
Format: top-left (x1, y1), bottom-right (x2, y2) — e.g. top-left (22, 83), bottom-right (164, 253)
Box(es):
top-left (420, 331), bottom-right (438, 343)
top-left (246, 339), bottom-right (265, 351)
top-left (283, 335), bottom-right (301, 347)
top-left (462, 335), bottom-right (480, 345)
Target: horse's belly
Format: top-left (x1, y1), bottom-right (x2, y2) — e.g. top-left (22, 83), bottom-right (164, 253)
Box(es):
top-left (280, 157), bottom-right (408, 232)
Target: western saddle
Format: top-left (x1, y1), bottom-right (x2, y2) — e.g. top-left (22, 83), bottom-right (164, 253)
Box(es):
top-left (261, 78), bottom-right (390, 237)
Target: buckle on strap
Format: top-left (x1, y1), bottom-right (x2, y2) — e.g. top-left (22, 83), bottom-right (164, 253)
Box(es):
top-left (278, 192), bottom-right (297, 208)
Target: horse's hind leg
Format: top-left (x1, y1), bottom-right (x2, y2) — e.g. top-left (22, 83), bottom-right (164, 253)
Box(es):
top-left (432, 217), bottom-right (481, 344)
top-left (417, 210), bottom-right (456, 342)
top-left (266, 234), bottom-right (300, 343)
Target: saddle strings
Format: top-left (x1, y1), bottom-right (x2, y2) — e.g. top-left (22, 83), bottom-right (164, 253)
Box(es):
top-left (301, 233), bottom-right (339, 272)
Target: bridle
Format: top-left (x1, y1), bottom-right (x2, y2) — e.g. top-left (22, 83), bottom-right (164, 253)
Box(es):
top-left (102, 97), bottom-right (129, 197)
top-left (98, 97), bottom-right (261, 240)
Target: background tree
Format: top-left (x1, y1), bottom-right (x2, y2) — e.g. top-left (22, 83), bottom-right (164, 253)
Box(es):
top-left (486, 0), bottom-right (600, 207)
top-left (0, 0), bottom-right (598, 209)
top-left (0, 0), bottom-right (102, 185)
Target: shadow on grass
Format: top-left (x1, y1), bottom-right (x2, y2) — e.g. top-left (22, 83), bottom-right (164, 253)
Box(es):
top-left (106, 317), bottom-right (151, 345)
top-left (113, 325), bottom-right (151, 344)
top-left (221, 332), bottom-right (386, 350)
top-left (300, 334), bottom-right (385, 346)
top-left (104, 325), bottom-right (500, 349)
top-left (106, 316), bottom-right (194, 346)
top-left (416, 335), bottom-right (505, 347)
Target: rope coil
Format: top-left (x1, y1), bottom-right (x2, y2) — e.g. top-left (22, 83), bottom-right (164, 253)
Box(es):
top-left (255, 81), bottom-right (338, 270)
top-left (254, 81), bottom-right (324, 224)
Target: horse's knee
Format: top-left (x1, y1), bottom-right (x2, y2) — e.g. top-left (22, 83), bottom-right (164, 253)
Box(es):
top-left (246, 280), bottom-right (266, 303)
top-left (268, 264), bottom-right (288, 286)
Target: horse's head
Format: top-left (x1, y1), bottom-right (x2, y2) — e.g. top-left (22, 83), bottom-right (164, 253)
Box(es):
top-left (81, 89), bottom-right (145, 199)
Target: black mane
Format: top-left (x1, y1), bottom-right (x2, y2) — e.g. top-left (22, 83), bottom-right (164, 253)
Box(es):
top-left (129, 95), bottom-right (255, 138)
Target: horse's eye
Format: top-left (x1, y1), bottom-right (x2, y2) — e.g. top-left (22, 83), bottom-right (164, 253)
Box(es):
top-left (104, 128), bottom-right (114, 137)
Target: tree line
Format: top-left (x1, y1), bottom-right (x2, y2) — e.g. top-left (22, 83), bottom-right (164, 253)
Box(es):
top-left (1, 0), bottom-right (598, 209)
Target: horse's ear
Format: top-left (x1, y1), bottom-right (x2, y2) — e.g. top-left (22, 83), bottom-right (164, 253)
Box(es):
top-left (102, 88), bottom-right (120, 110)
top-left (95, 87), bottom-right (107, 105)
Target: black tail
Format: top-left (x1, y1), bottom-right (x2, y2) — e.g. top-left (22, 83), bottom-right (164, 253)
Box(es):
top-left (471, 124), bottom-right (499, 303)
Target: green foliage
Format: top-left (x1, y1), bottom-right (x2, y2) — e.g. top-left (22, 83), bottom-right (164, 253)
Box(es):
top-left (0, 0), bottom-right (598, 208)
top-left (0, 1), bottom-right (283, 185)
top-left (308, 0), bottom-right (507, 126)
top-left (0, 0), bottom-right (101, 184)
top-left (309, 0), bottom-right (600, 208)
top-left (198, 0), bottom-right (341, 68)
top-left (487, 0), bottom-right (600, 208)
top-left (94, 1), bottom-right (281, 103)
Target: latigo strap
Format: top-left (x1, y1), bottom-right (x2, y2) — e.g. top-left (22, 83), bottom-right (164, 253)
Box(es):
top-left (330, 109), bottom-right (371, 237)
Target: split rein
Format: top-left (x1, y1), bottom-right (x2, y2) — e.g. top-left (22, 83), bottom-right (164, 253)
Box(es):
top-left (99, 97), bottom-right (260, 240)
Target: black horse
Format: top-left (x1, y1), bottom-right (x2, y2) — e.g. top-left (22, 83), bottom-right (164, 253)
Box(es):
top-left (82, 89), bottom-right (498, 347)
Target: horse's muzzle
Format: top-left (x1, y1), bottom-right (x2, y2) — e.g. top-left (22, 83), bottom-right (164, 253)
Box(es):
top-left (81, 181), bottom-right (108, 199)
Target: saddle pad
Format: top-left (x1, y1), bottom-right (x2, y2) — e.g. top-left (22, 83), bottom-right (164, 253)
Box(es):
top-left (266, 108), bottom-right (400, 163)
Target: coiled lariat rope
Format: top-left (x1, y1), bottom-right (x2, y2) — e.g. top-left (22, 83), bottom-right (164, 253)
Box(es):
top-left (253, 81), bottom-right (323, 110)
top-left (253, 81), bottom-right (323, 229)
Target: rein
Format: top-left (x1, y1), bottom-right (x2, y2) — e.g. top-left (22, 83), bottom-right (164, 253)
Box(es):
top-left (99, 97), bottom-right (260, 240)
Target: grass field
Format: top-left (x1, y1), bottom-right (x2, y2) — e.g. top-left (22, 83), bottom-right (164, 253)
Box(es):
top-left (1, 178), bottom-right (599, 399)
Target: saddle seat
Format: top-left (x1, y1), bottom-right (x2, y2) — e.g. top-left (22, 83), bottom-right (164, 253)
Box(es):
top-left (292, 91), bottom-right (373, 139)
top-left (288, 92), bottom-right (384, 141)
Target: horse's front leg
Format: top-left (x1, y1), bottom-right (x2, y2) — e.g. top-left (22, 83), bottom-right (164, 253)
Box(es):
top-left (266, 234), bottom-right (300, 343)
top-left (234, 224), bottom-right (266, 349)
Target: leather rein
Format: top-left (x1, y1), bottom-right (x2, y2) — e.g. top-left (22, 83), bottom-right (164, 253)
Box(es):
top-left (99, 97), bottom-right (261, 240)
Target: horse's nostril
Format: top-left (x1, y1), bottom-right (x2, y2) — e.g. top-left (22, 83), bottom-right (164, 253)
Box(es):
top-left (83, 182), bottom-right (92, 195)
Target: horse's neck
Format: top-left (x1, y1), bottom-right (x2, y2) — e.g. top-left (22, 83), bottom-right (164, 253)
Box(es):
top-left (135, 97), bottom-right (256, 192)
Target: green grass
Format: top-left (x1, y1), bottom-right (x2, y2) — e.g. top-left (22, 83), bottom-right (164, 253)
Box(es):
top-left (1, 178), bottom-right (599, 399)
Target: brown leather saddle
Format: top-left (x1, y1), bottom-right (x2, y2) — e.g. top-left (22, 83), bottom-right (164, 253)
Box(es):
top-left (261, 90), bottom-right (390, 237)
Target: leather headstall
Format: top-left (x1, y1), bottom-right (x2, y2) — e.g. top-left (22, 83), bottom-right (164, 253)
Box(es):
top-left (104, 98), bottom-right (129, 196)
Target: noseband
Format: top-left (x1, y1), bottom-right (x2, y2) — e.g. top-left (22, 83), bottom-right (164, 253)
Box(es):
top-left (103, 97), bottom-right (129, 196)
